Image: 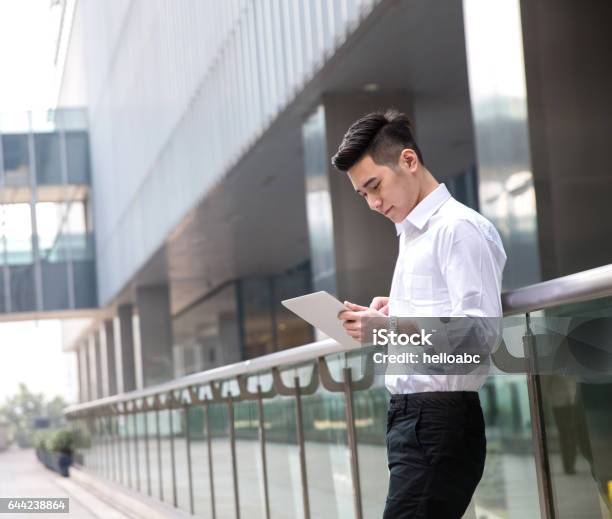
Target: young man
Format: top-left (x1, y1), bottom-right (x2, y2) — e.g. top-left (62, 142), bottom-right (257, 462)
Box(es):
top-left (333, 110), bottom-right (506, 518)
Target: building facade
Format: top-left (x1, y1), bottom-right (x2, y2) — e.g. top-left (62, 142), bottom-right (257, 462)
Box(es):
top-left (52, 1), bottom-right (612, 518)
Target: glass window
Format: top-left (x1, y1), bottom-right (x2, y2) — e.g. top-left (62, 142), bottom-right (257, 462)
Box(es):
top-left (172, 283), bottom-right (241, 377)
top-left (34, 133), bottom-right (62, 185)
top-left (65, 131), bottom-right (90, 184)
top-left (241, 277), bottom-right (275, 358)
top-left (2, 134), bottom-right (30, 186)
top-left (0, 203), bottom-right (33, 265)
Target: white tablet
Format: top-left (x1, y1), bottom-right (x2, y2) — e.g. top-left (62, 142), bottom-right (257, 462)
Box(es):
top-left (281, 291), bottom-right (360, 347)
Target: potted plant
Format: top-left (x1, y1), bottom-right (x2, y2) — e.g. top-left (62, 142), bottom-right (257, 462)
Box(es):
top-left (49, 429), bottom-right (74, 477)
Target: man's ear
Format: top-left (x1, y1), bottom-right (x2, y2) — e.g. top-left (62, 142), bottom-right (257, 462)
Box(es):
top-left (401, 149), bottom-right (418, 171)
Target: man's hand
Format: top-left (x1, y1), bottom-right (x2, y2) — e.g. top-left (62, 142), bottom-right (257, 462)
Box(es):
top-left (369, 296), bottom-right (390, 316)
top-left (338, 301), bottom-right (386, 342)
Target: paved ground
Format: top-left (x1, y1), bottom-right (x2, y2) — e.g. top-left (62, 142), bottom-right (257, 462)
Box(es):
top-left (0, 447), bottom-right (131, 518)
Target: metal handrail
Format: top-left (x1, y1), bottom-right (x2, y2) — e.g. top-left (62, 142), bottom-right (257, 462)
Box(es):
top-left (65, 263), bottom-right (612, 415)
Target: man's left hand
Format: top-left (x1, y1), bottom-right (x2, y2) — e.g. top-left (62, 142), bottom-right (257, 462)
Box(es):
top-left (338, 301), bottom-right (386, 342)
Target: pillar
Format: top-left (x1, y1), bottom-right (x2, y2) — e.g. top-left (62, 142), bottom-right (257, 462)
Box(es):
top-left (116, 304), bottom-right (136, 393)
top-left (135, 285), bottom-right (173, 387)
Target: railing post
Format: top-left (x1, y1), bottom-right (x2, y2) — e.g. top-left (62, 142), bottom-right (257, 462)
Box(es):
top-left (143, 403), bottom-right (152, 497)
top-left (108, 412), bottom-right (116, 482)
top-left (524, 314), bottom-right (556, 519)
top-left (294, 379), bottom-right (310, 519)
top-left (124, 408), bottom-right (133, 488)
top-left (228, 396), bottom-right (240, 519)
top-left (168, 396), bottom-right (178, 508)
top-left (343, 368), bottom-right (363, 519)
top-left (184, 403), bottom-right (195, 515)
top-left (132, 407), bottom-right (141, 492)
top-left (257, 387), bottom-right (271, 519)
top-left (115, 409), bottom-right (124, 485)
top-left (205, 399), bottom-right (217, 519)
top-left (155, 401), bottom-right (164, 501)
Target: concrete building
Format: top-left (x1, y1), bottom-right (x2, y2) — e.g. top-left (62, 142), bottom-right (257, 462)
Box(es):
top-left (23, 0), bottom-right (612, 517)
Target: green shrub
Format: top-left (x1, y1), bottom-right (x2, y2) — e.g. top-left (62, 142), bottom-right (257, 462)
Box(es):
top-left (49, 429), bottom-right (74, 455)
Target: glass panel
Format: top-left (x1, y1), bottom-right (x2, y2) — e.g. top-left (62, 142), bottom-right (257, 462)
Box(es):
top-left (349, 329), bottom-right (541, 518)
top-left (473, 375), bottom-right (540, 517)
top-left (1, 134), bottom-right (30, 186)
top-left (242, 277), bottom-right (275, 358)
top-left (36, 202), bottom-right (67, 261)
top-left (264, 394), bottom-right (304, 518)
top-left (172, 283), bottom-right (241, 376)
top-left (9, 265), bottom-right (36, 312)
top-left (34, 133), bottom-right (62, 185)
top-left (1, 203), bottom-right (33, 265)
top-left (174, 408), bottom-right (191, 512)
top-left (352, 368), bottom-right (390, 518)
top-left (65, 131), bottom-right (90, 184)
top-left (208, 402), bottom-right (237, 517)
top-left (273, 263), bottom-right (314, 350)
top-left (148, 410), bottom-right (164, 501)
top-left (188, 405), bottom-right (214, 516)
top-left (234, 399), bottom-right (266, 519)
top-left (158, 409), bottom-right (176, 503)
top-left (536, 297), bottom-right (612, 518)
top-left (41, 261), bottom-right (69, 310)
top-left (302, 375), bottom-right (354, 518)
top-left (73, 259), bottom-right (97, 308)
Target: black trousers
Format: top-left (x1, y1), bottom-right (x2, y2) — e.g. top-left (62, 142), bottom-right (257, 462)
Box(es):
top-left (383, 391), bottom-right (486, 519)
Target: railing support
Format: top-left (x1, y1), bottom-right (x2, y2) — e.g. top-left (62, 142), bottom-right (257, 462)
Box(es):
top-left (524, 314), bottom-right (556, 519)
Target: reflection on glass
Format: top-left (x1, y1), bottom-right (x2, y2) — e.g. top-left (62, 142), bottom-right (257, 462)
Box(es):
top-left (34, 133), bottom-right (62, 185)
top-left (0, 203), bottom-right (32, 265)
top-left (172, 283), bottom-right (241, 377)
top-left (263, 394), bottom-right (304, 519)
top-left (65, 131), bottom-right (90, 184)
top-left (242, 277), bottom-right (275, 358)
top-left (233, 399), bottom-right (266, 519)
top-left (1, 134), bottom-right (30, 186)
top-left (539, 297), bottom-right (612, 518)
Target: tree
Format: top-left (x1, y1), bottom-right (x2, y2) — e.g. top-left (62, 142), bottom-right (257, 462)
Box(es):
top-left (0, 383), bottom-right (67, 447)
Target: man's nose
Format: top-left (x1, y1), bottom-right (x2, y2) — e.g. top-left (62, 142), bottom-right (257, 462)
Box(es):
top-left (369, 197), bottom-right (382, 212)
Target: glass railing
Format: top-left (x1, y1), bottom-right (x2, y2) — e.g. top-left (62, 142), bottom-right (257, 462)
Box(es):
top-left (65, 265), bottom-right (612, 519)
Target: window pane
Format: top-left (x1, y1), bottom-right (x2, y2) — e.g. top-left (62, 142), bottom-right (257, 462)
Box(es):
top-left (34, 133), bottom-right (62, 185)
top-left (1, 203), bottom-right (33, 264)
top-left (2, 134), bottom-right (30, 186)
top-left (65, 131), bottom-right (90, 184)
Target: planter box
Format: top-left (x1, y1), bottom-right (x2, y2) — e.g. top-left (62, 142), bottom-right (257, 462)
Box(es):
top-left (36, 448), bottom-right (72, 477)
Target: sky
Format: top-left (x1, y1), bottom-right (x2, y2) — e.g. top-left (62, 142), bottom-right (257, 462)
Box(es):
top-left (0, 1), bottom-right (75, 403)
top-left (0, 321), bottom-right (77, 403)
top-left (0, 0), bottom-right (57, 112)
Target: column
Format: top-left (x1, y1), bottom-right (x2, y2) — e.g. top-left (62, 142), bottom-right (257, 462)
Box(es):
top-left (116, 304), bottom-right (136, 393)
top-left (87, 334), bottom-right (101, 400)
top-left (101, 319), bottom-right (118, 396)
top-left (77, 342), bottom-right (90, 402)
top-left (135, 285), bottom-right (174, 387)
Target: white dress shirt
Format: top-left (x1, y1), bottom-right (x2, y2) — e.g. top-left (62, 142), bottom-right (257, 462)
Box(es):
top-left (386, 183), bottom-right (507, 394)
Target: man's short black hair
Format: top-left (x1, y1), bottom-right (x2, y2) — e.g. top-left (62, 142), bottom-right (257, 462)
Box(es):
top-left (331, 109), bottom-right (424, 172)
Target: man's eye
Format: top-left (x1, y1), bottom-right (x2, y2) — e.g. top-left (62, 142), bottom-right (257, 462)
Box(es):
top-left (373, 182), bottom-right (381, 190)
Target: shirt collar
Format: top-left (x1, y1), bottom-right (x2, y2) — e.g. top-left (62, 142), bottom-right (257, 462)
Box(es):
top-left (395, 183), bottom-right (452, 236)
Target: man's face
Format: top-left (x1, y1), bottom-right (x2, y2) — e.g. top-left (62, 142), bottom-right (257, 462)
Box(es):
top-left (347, 152), bottom-right (420, 224)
